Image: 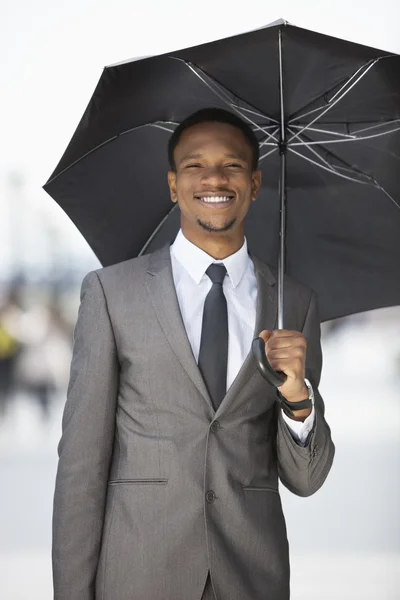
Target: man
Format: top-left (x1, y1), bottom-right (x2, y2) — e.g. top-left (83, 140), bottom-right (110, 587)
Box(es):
top-left (52, 108), bottom-right (335, 600)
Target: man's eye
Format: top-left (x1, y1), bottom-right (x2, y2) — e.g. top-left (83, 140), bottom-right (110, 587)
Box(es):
top-left (226, 163), bottom-right (243, 168)
top-left (185, 164), bottom-right (201, 168)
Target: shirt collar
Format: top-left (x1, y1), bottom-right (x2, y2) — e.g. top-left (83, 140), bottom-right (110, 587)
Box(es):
top-left (171, 229), bottom-right (249, 288)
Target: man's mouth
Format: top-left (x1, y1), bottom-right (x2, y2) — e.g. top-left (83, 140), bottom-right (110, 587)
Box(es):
top-left (194, 193), bottom-right (235, 206)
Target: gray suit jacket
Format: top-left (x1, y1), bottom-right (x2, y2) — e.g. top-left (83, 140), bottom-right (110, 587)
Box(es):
top-left (52, 243), bottom-right (335, 600)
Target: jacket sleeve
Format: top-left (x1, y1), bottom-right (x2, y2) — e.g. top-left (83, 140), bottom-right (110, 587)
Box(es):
top-left (276, 291), bottom-right (335, 497)
top-left (52, 271), bottom-right (119, 599)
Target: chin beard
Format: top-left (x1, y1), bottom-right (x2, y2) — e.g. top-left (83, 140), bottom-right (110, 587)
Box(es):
top-left (197, 217), bottom-right (237, 233)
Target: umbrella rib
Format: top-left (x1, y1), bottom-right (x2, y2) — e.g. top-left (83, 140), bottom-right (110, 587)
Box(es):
top-left (151, 123), bottom-right (177, 133)
top-left (180, 60), bottom-right (279, 143)
top-left (290, 124), bottom-right (400, 146)
top-left (373, 182), bottom-right (400, 212)
top-left (287, 58), bottom-right (380, 142)
top-left (288, 54), bottom-right (396, 125)
top-left (184, 60), bottom-right (279, 125)
top-left (290, 119), bottom-right (400, 137)
top-left (287, 127), bottom-right (372, 184)
top-left (46, 121), bottom-right (182, 184)
top-left (139, 203), bottom-right (180, 256)
top-left (287, 61), bottom-right (372, 124)
top-left (287, 127), bottom-right (354, 173)
top-left (258, 128), bottom-right (280, 148)
top-left (236, 105), bottom-right (279, 123)
top-left (288, 145), bottom-right (400, 211)
top-left (233, 110), bottom-right (278, 142)
top-left (288, 146), bottom-right (371, 185)
top-left (288, 126), bottom-right (400, 213)
top-left (289, 124), bottom-right (357, 139)
top-left (353, 118), bottom-right (400, 135)
top-left (259, 147), bottom-right (279, 162)
top-left (287, 55), bottom-right (396, 140)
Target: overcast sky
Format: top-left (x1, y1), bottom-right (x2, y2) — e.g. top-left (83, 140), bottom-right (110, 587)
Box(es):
top-left (1, 0), bottom-right (399, 274)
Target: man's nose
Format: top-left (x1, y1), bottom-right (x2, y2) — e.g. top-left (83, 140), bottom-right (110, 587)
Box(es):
top-left (200, 166), bottom-right (229, 185)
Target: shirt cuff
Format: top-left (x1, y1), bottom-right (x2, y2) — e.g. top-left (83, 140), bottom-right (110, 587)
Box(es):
top-left (280, 379), bottom-right (315, 447)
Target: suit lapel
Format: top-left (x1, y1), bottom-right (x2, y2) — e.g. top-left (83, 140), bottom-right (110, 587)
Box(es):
top-left (145, 244), bottom-right (277, 415)
top-left (214, 252), bottom-right (277, 418)
top-left (145, 244), bottom-right (213, 408)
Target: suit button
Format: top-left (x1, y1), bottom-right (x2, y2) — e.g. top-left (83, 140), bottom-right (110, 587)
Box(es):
top-left (205, 490), bottom-right (216, 503)
top-left (210, 420), bottom-right (220, 432)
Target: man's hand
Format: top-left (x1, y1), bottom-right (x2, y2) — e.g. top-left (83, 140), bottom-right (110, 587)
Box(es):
top-left (259, 329), bottom-right (311, 421)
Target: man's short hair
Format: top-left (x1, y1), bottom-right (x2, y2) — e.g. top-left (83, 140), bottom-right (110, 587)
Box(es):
top-left (168, 107), bottom-right (260, 172)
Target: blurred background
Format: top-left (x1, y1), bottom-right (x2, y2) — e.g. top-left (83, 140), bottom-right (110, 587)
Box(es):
top-left (1, 0), bottom-right (399, 598)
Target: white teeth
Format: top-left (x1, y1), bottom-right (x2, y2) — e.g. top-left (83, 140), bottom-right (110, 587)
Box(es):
top-left (201, 196), bottom-right (231, 203)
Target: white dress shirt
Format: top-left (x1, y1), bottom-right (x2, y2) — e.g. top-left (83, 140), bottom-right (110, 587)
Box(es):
top-left (170, 229), bottom-right (315, 446)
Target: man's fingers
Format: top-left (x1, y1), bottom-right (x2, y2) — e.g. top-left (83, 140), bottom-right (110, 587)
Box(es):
top-left (267, 338), bottom-right (306, 351)
top-left (262, 330), bottom-right (306, 350)
top-left (258, 330), bottom-right (272, 343)
top-left (267, 356), bottom-right (304, 377)
top-left (269, 329), bottom-right (303, 339)
top-left (266, 347), bottom-right (305, 360)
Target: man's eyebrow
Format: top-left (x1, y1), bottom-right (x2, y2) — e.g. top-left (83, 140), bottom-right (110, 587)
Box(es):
top-left (179, 153), bottom-right (203, 163)
top-left (179, 152), bottom-right (248, 164)
top-left (224, 153), bottom-right (247, 161)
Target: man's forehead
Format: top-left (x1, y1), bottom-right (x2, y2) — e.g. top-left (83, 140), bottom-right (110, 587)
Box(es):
top-left (180, 120), bottom-right (245, 139)
top-left (176, 122), bottom-right (252, 154)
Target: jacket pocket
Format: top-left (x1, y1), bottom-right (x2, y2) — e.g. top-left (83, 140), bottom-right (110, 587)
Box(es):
top-left (242, 485), bottom-right (279, 494)
top-left (108, 478), bottom-right (168, 485)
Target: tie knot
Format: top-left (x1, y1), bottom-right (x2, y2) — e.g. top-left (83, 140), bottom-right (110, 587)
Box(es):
top-left (206, 263), bottom-right (227, 285)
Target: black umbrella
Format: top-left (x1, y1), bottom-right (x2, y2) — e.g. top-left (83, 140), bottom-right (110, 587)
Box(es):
top-left (43, 19), bottom-right (400, 352)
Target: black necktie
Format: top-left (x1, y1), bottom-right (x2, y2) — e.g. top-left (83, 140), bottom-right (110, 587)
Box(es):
top-left (198, 264), bottom-right (228, 410)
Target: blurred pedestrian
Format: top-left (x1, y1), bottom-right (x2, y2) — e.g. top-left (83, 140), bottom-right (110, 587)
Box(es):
top-left (14, 300), bottom-right (72, 420)
top-left (0, 286), bottom-right (23, 418)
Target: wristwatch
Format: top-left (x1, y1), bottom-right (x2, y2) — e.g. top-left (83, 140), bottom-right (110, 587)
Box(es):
top-left (276, 378), bottom-right (314, 417)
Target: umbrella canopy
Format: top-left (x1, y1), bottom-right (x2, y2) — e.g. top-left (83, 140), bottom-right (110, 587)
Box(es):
top-left (43, 19), bottom-right (400, 321)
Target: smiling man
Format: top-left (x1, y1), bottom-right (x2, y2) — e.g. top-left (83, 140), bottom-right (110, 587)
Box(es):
top-left (52, 108), bottom-right (335, 600)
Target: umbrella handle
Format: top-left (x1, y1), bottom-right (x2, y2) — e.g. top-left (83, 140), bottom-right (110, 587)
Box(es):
top-left (251, 337), bottom-right (287, 387)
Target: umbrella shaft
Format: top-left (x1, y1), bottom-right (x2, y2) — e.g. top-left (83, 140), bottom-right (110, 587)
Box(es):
top-left (278, 147), bottom-right (286, 329)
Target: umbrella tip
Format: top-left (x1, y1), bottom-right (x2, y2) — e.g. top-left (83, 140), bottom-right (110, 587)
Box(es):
top-left (264, 18), bottom-right (291, 28)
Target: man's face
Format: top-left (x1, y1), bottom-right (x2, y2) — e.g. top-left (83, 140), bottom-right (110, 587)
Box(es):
top-left (168, 121), bottom-right (261, 235)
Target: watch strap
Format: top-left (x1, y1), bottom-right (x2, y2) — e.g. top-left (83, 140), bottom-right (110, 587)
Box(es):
top-left (277, 379), bottom-right (314, 417)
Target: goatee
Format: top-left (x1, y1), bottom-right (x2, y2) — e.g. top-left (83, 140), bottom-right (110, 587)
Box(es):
top-left (197, 217), bottom-right (237, 233)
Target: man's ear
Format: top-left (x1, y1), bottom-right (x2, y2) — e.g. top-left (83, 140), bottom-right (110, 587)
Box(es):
top-left (251, 169), bottom-right (262, 200)
top-left (168, 171), bottom-right (178, 203)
